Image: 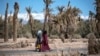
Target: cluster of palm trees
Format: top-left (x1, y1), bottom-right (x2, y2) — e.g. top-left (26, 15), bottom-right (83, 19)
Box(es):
top-left (3, 0), bottom-right (81, 42)
top-left (4, 2), bottom-right (19, 42)
top-left (2, 0), bottom-right (86, 42)
top-left (4, 2), bottom-right (35, 42)
top-left (2, 0), bottom-right (100, 42)
top-left (44, 0), bottom-right (81, 40)
top-left (44, 0), bottom-right (100, 39)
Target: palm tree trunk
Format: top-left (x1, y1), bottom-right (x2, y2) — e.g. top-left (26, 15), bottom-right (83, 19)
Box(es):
top-left (26, 7), bottom-right (35, 38)
top-left (29, 15), bottom-right (34, 38)
top-left (48, 14), bottom-right (51, 36)
top-left (96, 0), bottom-right (100, 37)
top-left (4, 3), bottom-right (8, 42)
top-left (13, 14), bottom-right (18, 41)
top-left (13, 2), bottom-right (19, 41)
top-left (43, 10), bottom-right (48, 31)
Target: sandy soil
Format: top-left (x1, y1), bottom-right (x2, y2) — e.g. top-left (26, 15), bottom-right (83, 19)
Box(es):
top-left (0, 38), bottom-right (88, 56)
top-left (0, 38), bottom-right (88, 50)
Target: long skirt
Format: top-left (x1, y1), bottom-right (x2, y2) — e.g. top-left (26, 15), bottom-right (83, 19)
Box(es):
top-left (41, 41), bottom-right (50, 52)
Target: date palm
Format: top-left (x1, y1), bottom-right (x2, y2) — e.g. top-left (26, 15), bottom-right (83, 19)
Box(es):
top-left (47, 8), bottom-right (54, 36)
top-left (95, 0), bottom-right (100, 37)
top-left (4, 3), bottom-right (9, 42)
top-left (13, 2), bottom-right (19, 41)
top-left (56, 4), bottom-right (81, 39)
top-left (57, 6), bottom-right (65, 25)
top-left (57, 6), bottom-right (64, 14)
top-left (56, 6), bottom-right (65, 34)
top-left (65, 7), bottom-right (81, 33)
top-left (89, 11), bottom-right (96, 33)
top-left (26, 7), bottom-right (34, 38)
top-left (43, 0), bottom-right (53, 31)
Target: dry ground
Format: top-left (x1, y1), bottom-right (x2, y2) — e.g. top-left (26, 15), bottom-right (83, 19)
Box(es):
top-left (0, 38), bottom-right (88, 50)
top-left (0, 38), bottom-right (89, 56)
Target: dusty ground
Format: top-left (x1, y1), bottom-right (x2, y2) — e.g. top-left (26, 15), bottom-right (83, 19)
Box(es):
top-left (0, 38), bottom-right (89, 56)
top-left (0, 38), bottom-right (88, 50)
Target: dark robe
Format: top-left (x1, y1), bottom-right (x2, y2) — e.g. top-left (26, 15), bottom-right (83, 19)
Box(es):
top-left (41, 34), bottom-right (50, 52)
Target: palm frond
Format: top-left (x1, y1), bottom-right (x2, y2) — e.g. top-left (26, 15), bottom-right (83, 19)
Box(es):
top-left (14, 2), bottom-right (19, 10)
top-left (26, 7), bottom-right (31, 14)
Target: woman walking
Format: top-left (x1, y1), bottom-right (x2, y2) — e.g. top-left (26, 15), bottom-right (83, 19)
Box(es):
top-left (41, 30), bottom-right (50, 52)
top-left (35, 30), bottom-right (42, 52)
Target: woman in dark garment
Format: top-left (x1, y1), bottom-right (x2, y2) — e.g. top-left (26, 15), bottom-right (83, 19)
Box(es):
top-left (41, 30), bottom-right (50, 52)
top-left (35, 30), bottom-right (42, 52)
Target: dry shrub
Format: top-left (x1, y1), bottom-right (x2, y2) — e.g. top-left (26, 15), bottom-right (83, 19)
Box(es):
top-left (87, 33), bottom-right (99, 54)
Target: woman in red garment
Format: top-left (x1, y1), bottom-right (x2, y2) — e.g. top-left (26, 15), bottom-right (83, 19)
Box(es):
top-left (41, 30), bottom-right (50, 52)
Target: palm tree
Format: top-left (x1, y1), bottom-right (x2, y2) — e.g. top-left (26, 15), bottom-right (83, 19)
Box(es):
top-left (0, 16), bottom-right (4, 38)
top-left (26, 7), bottom-right (34, 38)
top-left (47, 8), bottom-right (53, 36)
top-left (8, 11), bottom-right (13, 38)
top-left (57, 6), bottom-right (64, 14)
top-left (66, 7), bottom-right (81, 33)
top-left (13, 2), bottom-right (19, 41)
top-left (43, 0), bottom-right (53, 31)
top-left (4, 3), bottom-right (9, 42)
top-left (89, 11), bottom-right (96, 33)
top-left (17, 19), bottom-right (23, 37)
top-left (95, 0), bottom-right (100, 37)
top-left (49, 15), bottom-right (57, 34)
top-left (56, 4), bottom-right (81, 39)
top-left (57, 6), bottom-right (65, 26)
top-left (56, 6), bottom-right (65, 39)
